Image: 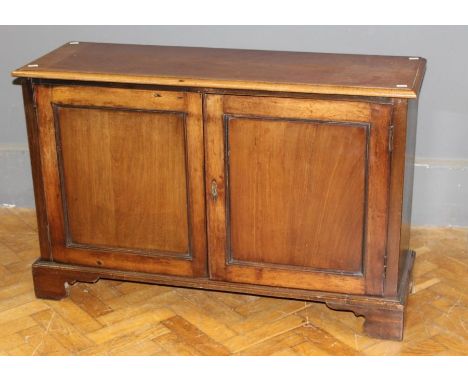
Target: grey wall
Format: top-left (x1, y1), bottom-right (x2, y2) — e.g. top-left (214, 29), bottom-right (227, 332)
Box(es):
top-left (1, 26), bottom-right (467, 226)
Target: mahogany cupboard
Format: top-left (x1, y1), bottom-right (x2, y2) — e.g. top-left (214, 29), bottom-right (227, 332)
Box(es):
top-left (12, 42), bottom-right (426, 340)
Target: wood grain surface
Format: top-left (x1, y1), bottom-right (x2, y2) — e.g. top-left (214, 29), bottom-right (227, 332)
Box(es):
top-left (58, 106), bottom-right (189, 253)
top-left (12, 42), bottom-right (426, 98)
top-left (228, 117), bottom-right (366, 272)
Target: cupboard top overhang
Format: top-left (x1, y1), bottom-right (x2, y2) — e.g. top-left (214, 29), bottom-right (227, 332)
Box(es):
top-left (12, 42), bottom-right (426, 99)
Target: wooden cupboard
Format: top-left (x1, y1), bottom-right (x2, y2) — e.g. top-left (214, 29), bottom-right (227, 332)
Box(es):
top-left (12, 42), bottom-right (426, 340)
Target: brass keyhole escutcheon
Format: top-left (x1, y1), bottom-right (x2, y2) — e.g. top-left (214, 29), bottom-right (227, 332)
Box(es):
top-left (211, 180), bottom-right (218, 202)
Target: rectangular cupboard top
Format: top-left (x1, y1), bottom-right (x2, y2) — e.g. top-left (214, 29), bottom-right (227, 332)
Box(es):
top-left (12, 42), bottom-right (426, 98)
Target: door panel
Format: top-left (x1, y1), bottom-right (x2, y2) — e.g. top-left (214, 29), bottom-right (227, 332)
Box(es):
top-left (205, 94), bottom-right (392, 295)
top-left (58, 107), bottom-right (189, 253)
top-left (35, 85), bottom-right (207, 277)
top-left (228, 117), bottom-right (366, 272)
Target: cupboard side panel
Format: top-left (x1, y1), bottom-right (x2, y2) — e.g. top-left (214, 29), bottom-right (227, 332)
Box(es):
top-left (384, 99), bottom-right (408, 296)
top-left (398, 99), bottom-right (419, 289)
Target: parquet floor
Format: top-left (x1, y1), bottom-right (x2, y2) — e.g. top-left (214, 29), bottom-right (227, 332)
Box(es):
top-left (0, 207), bottom-right (466, 355)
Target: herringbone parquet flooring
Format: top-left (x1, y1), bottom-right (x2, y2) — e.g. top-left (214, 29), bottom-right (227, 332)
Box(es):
top-left (0, 207), bottom-right (466, 355)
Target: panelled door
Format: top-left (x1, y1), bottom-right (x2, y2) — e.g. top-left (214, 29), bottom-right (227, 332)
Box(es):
top-left (35, 85), bottom-right (207, 277)
top-left (204, 95), bottom-right (393, 295)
